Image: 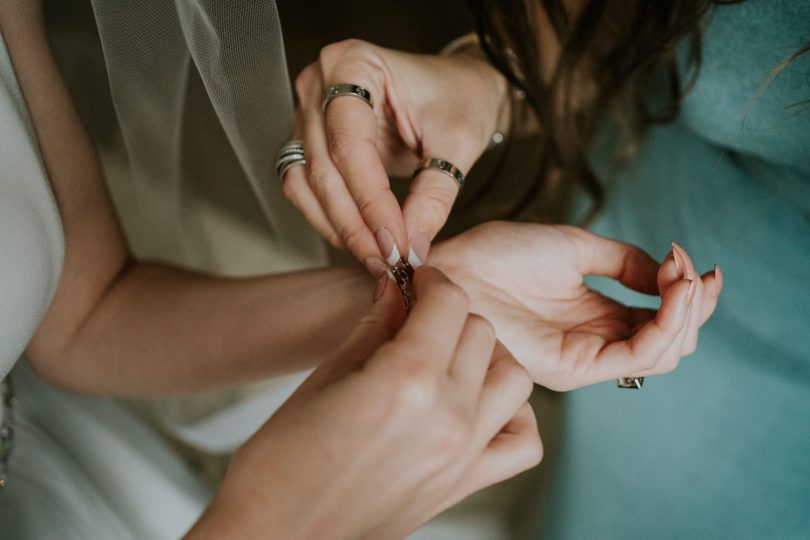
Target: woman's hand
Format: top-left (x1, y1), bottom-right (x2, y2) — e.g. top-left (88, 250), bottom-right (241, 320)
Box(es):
top-left (430, 222), bottom-right (723, 391)
top-left (286, 39), bottom-right (507, 271)
top-left (188, 267), bottom-right (541, 540)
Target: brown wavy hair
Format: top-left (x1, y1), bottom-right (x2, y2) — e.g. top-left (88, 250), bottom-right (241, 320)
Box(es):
top-left (466, 0), bottom-right (738, 222)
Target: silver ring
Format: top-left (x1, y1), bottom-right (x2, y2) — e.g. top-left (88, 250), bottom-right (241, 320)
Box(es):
top-left (276, 139), bottom-right (306, 180)
top-left (413, 157), bottom-right (466, 189)
top-left (617, 377), bottom-right (644, 389)
top-left (322, 84), bottom-right (373, 110)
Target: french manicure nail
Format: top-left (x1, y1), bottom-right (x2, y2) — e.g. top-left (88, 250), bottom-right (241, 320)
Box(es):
top-left (375, 227), bottom-right (400, 266)
top-left (671, 242), bottom-right (685, 277)
top-left (408, 231), bottom-right (431, 268)
top-left (714, 263), bottom-right (724, 291)
top-left (373, 275), bottom-right (388, 301)
top-left (686, 278), bottom-right (697, 304)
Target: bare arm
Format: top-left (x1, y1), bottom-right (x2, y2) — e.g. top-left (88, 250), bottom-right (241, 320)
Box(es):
top-left (1, 3), bottom-right (371, 397)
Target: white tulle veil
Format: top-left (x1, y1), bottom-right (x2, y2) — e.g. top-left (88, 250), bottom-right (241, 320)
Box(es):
top-left (88, 0), bottom-right (325, 271)
top-left (82, 0), bottom-right (323, 459)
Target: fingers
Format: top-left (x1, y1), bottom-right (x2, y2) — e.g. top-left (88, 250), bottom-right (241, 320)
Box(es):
top-left (473, 344), bottom-right (534, 445)
top-left (295, 58), bottom-right (389, 264)
top-left (306, 276), bottom-right (406, 386)
top-left (401, 139), bottom-right (481, 259)
top-left (616, 246), bottom-right (723, 379)
top-left (564, 227), bottom-right (660, 295)
top-left (628, 290), bottom-right (695, 377)
top-left (700, 265), bottom-right (723, 325)
top-left (393, 266), bottom-right (471, 369)
top-left (282, 164), bottom-right (343, 249)
top-left (293, 41), bottom-right (411, 265)
top-left (325, 97), bottom-right (408, 261)
top-left (449, 403), bottom-right (542, 502)
top-left (449, 315), bottom-right (497, 393)
top-left (401, 170), bottom-right (461, 257)
top-left (593, 277), bottom-right (694, 381)
top-left (657, 250), bottom-right (680, 298)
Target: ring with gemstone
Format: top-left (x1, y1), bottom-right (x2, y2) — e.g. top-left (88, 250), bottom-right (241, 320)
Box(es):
top-left (617, 377), bottom-right (644, 389)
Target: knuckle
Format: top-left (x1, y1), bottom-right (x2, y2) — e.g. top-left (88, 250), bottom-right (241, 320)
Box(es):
top-left (325, 231), bottom-right (344, 250)
top-left (389, 360), bottom-right (439, 411)
top-left (327, 129), bottom-right (358, 164)
top-left (306, 162), bottom-right (333, 191)
top-left (319, 39), bottom-right (370, 68)
top-left (355, 186), bottom-right (394, 218)
top-left (682, 336), bottom-right (698, 356)
top-left (336, 223), bottom-right (365, 253)
top-left (294, 63), bottom-right (318, 100)
top-left (468, 314), bottom-right (496, 341)
top-left (281, 177), bottom-right (299, 202)
top-left (437, 281), bottom-right (470, 311)
top-left (432, 411), bottom-right (470, 458)
top-left (419, 192), bottom-right (456, 230)
top-left (524, 437), bottom-right (544, 468)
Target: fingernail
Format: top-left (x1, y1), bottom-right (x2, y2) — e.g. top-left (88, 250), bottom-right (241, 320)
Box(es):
top-left (687, 278), bottom-right (697, 304)
top-left (671, 242), bottom-right (684, 277)
top-left (714, 263), bottom-right (724, 291)
top-left (364, 257), bottom-right (389, 279)
top-left (408, 232), bottom-right (430, 268)
top-left (375, 227), bottom-right (400, 266)
top-left (373, 275), bottom-right (388, 301)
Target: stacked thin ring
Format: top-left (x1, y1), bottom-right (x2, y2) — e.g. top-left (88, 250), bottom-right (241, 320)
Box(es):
top-left (276, 139), bottom-right (306, 180)
top-left (323, 84), bottom-right (373, 110)
top-left (413, 157), bottom-right (466, 189)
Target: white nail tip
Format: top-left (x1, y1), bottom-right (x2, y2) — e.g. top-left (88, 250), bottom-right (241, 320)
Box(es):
top-left (386, 245), bottom-right (401, 266)
top-left (408, 248), bottom-right (423, 268)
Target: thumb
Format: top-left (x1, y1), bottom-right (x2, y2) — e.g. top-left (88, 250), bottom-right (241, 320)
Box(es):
top-left (307, 276), bottom-right (406, 388)
top-left (402, 146), bottom-right (480, 264)
top-left (567, 227), bottom-right (660, 295)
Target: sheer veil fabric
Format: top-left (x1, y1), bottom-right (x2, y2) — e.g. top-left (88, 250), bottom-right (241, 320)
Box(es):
top-left (89, 0), bottom-right (325, 266)
top-left (85, 0), bottom-right (325, 455)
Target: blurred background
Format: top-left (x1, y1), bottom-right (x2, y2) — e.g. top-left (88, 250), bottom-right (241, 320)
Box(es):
top-left (41, 1), bottom-right (559, 537)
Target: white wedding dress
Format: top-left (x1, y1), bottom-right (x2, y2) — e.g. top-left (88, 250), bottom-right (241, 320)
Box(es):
top-left (0, 30), bottom-right (213, 537)
top-left (0, 1), bottom-right (513, 536)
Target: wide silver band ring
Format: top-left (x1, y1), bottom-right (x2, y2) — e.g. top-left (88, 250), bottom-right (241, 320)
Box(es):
top-left (322, 84), bottom-right (373, 110)
top-left (276, 139), bottom-right (306, 180)
top-left (413, 157), bottom-right (466, 189)
top-left (617, 377), bottom-right (644, 389)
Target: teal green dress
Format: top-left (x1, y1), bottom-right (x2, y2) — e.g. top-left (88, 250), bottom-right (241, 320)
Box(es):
top-left (538, 2), bottom-right (810, 538)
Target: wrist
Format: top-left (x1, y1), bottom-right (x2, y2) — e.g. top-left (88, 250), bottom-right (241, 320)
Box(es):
top-left (441, 33), bottom-right (512, 149)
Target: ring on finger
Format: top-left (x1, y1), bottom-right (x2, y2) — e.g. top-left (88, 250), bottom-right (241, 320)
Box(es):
top-left (276, 139), bottom-right (306, 180)
top-left (616, 377), bottom-right (644, 389)
top-left (322, 84), bottom-right (373, 111)
top-left (413, 157), bottom-right (466, 189)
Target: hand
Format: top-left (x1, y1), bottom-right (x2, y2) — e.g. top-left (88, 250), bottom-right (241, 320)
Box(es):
top-left (188, 267), bottom-right (541, 540)
top-left (430, 222), bottom-right (724, 391)
top-left (286, 39), bottom-right (507, 271)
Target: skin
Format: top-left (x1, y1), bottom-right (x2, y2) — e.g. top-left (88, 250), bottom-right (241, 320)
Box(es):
top-left (0, 4), bottom-right (541, 538)
top-left (290, 38), bottom-right (724, 389)
top-left (2, 4), bottom-right (374, 397)
top-left (0, 2), bottom-right (720, 537)
top-left (189, 269), bottom-right (542, 539)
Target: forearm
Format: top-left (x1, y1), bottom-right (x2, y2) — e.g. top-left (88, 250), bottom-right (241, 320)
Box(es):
top-left (29, 262), bottom-right (373, 396)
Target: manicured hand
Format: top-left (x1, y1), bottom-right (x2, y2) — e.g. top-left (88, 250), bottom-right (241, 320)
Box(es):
top-left (189, 267), bottom-right (541, 540)
top-left (285, 39), bottom-right (507, 271)
top-left (430, 222), bottom-right (723, 390)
